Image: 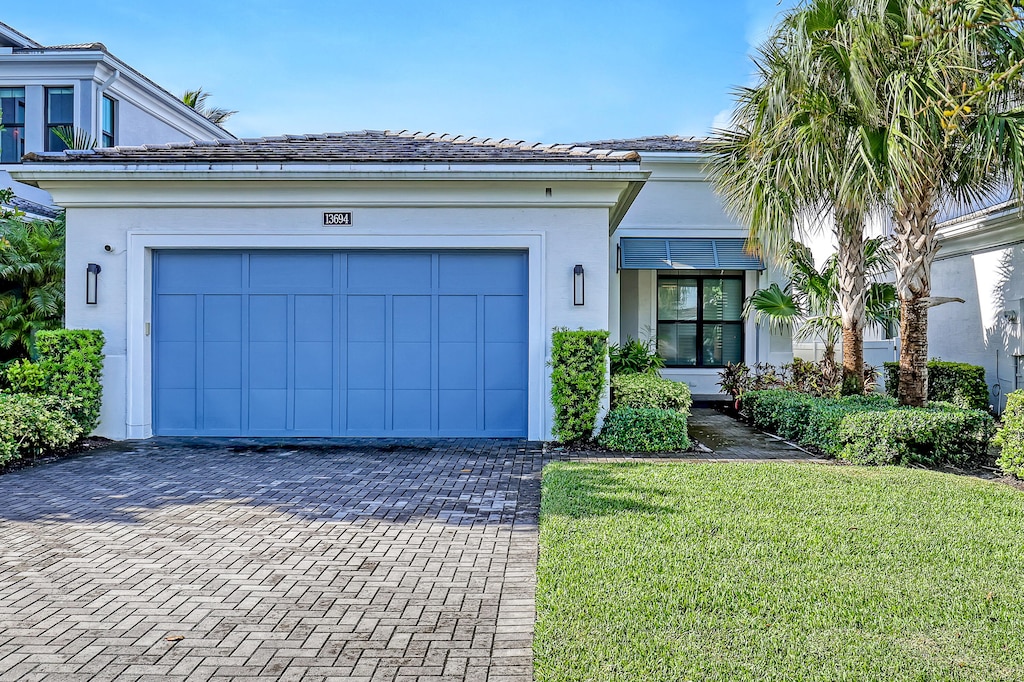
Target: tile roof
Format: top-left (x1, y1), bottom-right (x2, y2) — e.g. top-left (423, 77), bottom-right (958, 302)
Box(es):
top-left (22, 130), bottom-right (641, 165)
top-left (5, 196), bottom-right (62, 220)
top-left (571, 135), bottom-right (709, 152)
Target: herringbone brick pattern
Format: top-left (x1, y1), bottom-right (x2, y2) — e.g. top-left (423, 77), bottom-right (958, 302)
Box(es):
top-left (0, 439), bottom-right (542, 681)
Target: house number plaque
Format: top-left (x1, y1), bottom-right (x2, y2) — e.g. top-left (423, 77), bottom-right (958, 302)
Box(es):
top-left (323, 211), bottom-right (353, 226)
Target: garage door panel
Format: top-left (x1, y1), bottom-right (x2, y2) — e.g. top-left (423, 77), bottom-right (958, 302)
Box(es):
top-left (439, 296), bottom-right (476, 342)
top-left (250, 252), bottom-right (334, 290)
top-left (203, 389), bottom-right (242, 431)
top-left (393, 343), bottom-right (431, 389)
top-left (438, 252), bottom-right (526, 294)
top-left (156, 296), bottom-right (197, 341)
top-left (439, 344), bottom-right (477, 389)
top-left (348, 253), bottom-right (432, 292)
top-left (348, 390), bottom-right (386, 431)
top-left (484, 343), bottom-right (526, 390)
top-left (157, 389), bottom-right (196, 431)
top-left (295, 390), bottom-right (333, 431)
top-left (249, 342), bottom-right (287, 389)
top-left (154, 250), bottom-right (527, 437)
top-left (250, 296), bottom-right (288, 342)
top-left (485, 390), bottom-right (526, 432)
top-left (159, 253), bottom-right (242, 293)
top-left (250, 389), bottom-right (287, 431)
top-left (393, 296), bottom-right (431, 342)
top-left (439, 390), bottom-right (477, 432)
top-left (348, 344), bottom-right (385, 389)
top-left (485, 296), bottom-right (527, 340)
top-left (295, 296), bottom-right (333, 341)
top-left (157, 342), bottom-right (196, 388)
top-left (295, 342), bottom-right (333, 389)
top-left (393, 390), bottom-right (432, 431)
top-left (203, 342), bottom-right (242, 388)
top-left (203, 296), bottom-right (242, 341)
top-left (348, 296), bottom-right (385, 342)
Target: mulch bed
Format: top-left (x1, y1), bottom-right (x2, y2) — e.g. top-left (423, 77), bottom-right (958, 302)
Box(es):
top-left (0, 437), bottom-right (113, 476)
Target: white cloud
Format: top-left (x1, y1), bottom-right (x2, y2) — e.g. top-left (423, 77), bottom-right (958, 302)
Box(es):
top-left (711, 108), bottom-right (735, 132)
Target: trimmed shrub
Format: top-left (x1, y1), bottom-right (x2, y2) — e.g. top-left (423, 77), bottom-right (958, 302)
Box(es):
top-left (740, 389), bottom-right (816, 441)
top-left (550, 329), bottom-right (608, 443)
top-left (742, 388), bottom-right (993, 466)
top-left (996, 390), bottom-right (1024, 478)
top-left (610, 373), bottom-right (691, 413)
top-left (8, 329), bottom-right (105, 433)
top-left (598, 408), bottom-right (690, 452)
top-left (0, 393), bottom-right (83, 465)
top-left (883, 360), bottom-right (989, 410)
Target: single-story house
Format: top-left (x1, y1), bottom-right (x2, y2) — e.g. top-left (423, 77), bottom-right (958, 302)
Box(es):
top-left (12, 131), bottom-right (792, 440)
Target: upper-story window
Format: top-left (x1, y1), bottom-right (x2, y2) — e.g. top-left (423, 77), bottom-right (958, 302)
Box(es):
top-left (102, 95), bottom-right (116, 147)
top-left (0, 87), bottom-right (26, 163)
top-left (46, 87), bottom-right (74, 152)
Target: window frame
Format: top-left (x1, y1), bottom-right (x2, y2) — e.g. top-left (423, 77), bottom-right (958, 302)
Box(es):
top-left (101, 95), bottom-right (116, 147)
top-left (0, 87), bottom-right (26, 164)
top-left (45, 86), bottom-right (75, 152)
top-left (656, 274), bottom-right (745, 368)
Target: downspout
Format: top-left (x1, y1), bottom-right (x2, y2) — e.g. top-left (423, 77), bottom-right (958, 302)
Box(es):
top-left (94, 70), bottom-right (120, 142)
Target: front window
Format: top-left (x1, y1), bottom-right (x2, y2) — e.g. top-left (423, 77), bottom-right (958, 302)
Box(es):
top-left (657, 275), bottom-right (744, 367)
top-left (46, 87), bottom-right (74, 152)
top-left (0, 88), bottom-right (25, 163)
top-left (102, 95), bottom-right (116, 147)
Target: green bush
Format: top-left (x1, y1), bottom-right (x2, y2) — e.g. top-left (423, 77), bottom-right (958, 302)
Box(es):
top-left (996, 390), bottom-right (1024, 478)
top-left (550, 329), bottom-right (608, 443)
top-left (0, 393), bottom-right (83, 465)
top-left (598, 408), bottom-right (690, 452)
top-left (742, 389), bottom-right (993, 466)
top-left (883, 360), bottom-right (989, 410)
top-left (610, 373), bottom-right (691, 413)
top-left (8, 329), bottom-right (105, 433)
top-left (609, 336), bottom-right (665, 375)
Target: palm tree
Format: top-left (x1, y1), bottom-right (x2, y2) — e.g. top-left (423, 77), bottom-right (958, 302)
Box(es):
top-left (747, 238), bottom-right (899, 364)
top-left (707, 0), bottom-right (881, 395)
top-left (180, 88), bottom-right (236, 125)
top-left (841, 0), bottom-right (1024, 406)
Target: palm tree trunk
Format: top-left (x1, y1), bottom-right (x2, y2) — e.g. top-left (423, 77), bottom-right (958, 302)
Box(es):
top-left (893, 184), bottom-right (939, 407)
top-left (836, 210), bottom-right (866, 395)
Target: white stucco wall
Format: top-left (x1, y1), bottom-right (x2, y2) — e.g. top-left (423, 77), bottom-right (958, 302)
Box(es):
top-left (113, 98), bottom-right (196, 147)
top-left (930, 240), bottom-right (1024, 411)
top-left (37, 172), bottom-right (640, 441)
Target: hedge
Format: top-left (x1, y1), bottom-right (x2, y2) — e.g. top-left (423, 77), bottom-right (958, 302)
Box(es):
top-left (0, 393), bottom-right (83, 465)
top-left (741, 389), bottom-right (994, 466)
top-left (883, 360), bottom-right (989, 410)
top-left (598, 408), bottom-right (690, 452)
top-left (996, 390), bottom-right (1024, 478)
top-left (550, 329), bottom-right (608, 443)
top-left (8, 329), bottom-right (105, 433)
top-left (610, 373), bottom-right (691, 413)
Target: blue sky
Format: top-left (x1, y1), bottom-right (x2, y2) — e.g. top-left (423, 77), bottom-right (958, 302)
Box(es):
top-left (4, 1), bottom-right (794, 142)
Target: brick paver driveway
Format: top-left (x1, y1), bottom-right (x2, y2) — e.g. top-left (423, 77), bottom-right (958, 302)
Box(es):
top-left (0, 439), bottom-right (543, 682)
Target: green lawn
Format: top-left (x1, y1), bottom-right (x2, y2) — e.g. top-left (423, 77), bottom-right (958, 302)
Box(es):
top-left (536, 462), bottom-right (1024, 681)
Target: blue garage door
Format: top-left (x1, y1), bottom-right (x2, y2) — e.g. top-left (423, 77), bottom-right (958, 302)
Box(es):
top-left (153, 250), bottom-right (528, 437)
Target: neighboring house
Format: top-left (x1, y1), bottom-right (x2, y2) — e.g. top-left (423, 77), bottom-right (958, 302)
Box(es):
top-left (0, 21), bottom-right (231, 217)
top-left (580, 136), bottom-right (793, 399)
top-left (12, 131), bottom-right (795, 440)
top-left (927, 199), bottom-right (1024, 412)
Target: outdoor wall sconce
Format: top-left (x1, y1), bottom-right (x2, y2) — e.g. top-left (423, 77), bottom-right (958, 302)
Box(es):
top-left (573, 264), bottom-right (585, 306)
top-left (86, 263), bottom-right (101, 305)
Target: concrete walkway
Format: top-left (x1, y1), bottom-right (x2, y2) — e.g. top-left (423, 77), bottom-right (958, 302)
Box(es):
top-left (0, 412), bottom-right (816, 682)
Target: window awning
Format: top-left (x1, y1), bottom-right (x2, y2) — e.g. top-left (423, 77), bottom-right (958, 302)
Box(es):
top-left (619, 237), bottom-right (764, 270)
